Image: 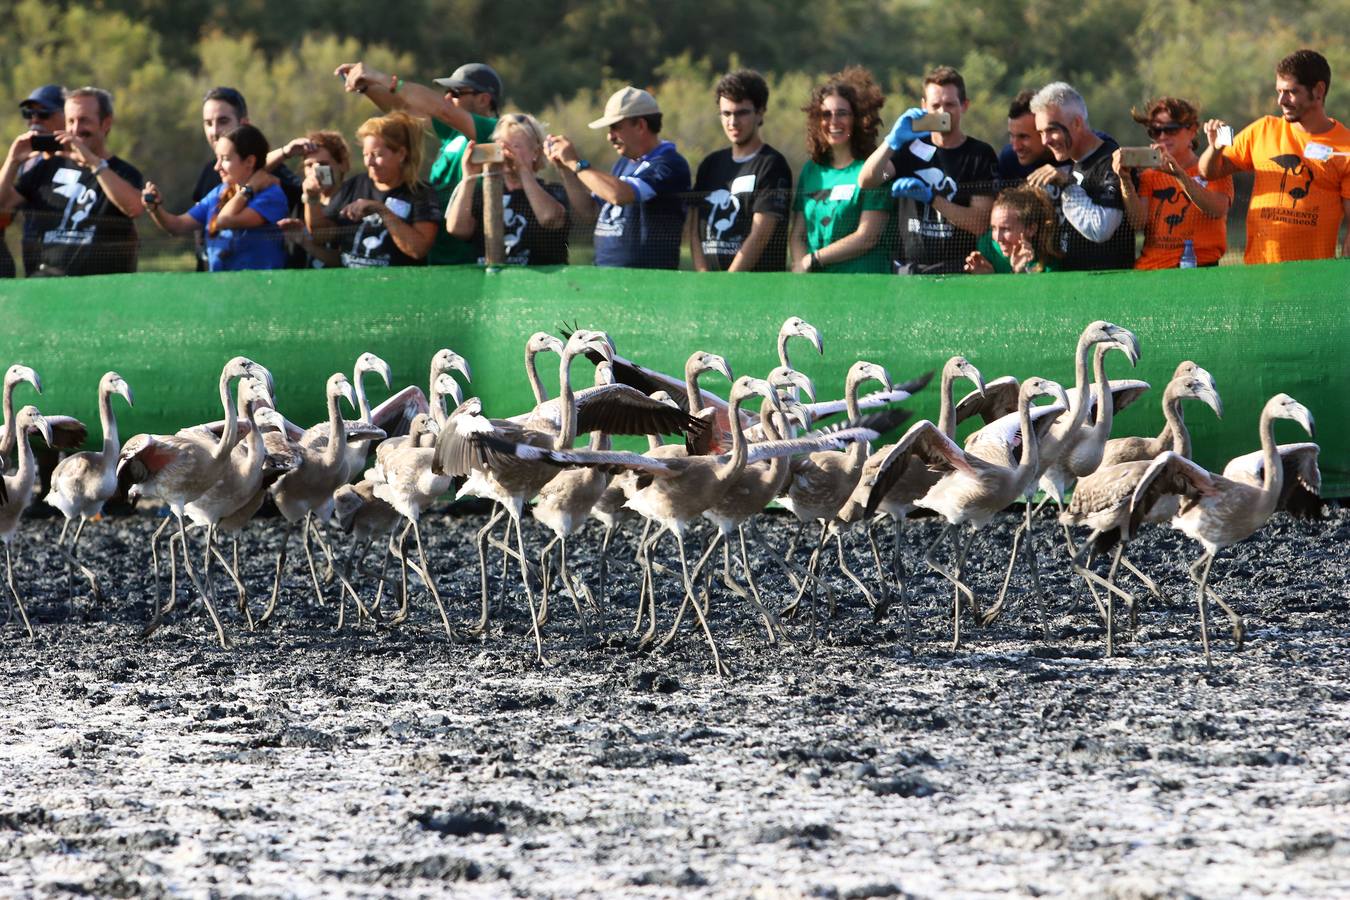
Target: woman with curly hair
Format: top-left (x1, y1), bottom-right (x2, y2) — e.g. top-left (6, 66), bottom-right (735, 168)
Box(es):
top-left (788, 67), bottom-right (892, 273)
top-left (963, 184), bottom-right (1061, 273)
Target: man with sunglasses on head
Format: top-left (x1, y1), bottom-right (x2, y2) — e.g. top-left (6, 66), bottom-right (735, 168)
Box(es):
top-left (1027, 81), bottom-right (1133, 270)
top-left (687, 69), bottom-right (793, 272)
top-left (0, 85), bottom-right (66, 277)
top-left (335, 60), bottom-right (500, 265)
top-left (1198, 48), bottom-right (1350, 264)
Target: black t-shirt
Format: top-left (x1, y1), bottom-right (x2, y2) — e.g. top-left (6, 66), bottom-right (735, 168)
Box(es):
top-left (467, 181), bottom-right (569, 266)
top-left (16, 155), bottom-right (143, 276)
top-left (996, 144), bottom-right (1055, 188)
top-left (194, 159), bottom-right (305, 270)
top-left (322, 175), bottom-right (441, 268)
top-left (692, 145), bottom-right (793, 271)
top-left (888, 136), bottom-right (997, 274)
top-left (1043, 137), bottom-right (1135, 271)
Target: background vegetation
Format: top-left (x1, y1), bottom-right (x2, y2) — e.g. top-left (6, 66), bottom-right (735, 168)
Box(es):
top-left (2, 0), bottom-right (1347, 264)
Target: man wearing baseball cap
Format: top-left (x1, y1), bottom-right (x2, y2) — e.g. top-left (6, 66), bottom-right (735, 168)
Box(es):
top-left (546, 86), bottom-right (690, 268)
top-left (336, 59), bottom-right (500, 265)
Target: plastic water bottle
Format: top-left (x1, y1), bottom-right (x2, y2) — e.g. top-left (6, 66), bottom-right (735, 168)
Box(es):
top-left (1179, 239), bottom-right (1197, 269)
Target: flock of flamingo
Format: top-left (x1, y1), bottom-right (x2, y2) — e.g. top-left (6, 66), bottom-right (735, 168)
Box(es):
top-left (0, 317), bottom-right (1323, 671)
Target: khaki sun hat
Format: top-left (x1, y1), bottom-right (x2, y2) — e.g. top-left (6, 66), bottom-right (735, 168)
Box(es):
top-left (588, 86), bottom-right (661, 129)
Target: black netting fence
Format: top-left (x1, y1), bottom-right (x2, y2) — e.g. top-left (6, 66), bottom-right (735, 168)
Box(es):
top-left (2, 171), bottom-right (1341, 278)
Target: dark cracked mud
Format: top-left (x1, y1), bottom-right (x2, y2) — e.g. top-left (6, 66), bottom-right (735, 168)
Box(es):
top-left (1, 502), bottom-right (1348, 898)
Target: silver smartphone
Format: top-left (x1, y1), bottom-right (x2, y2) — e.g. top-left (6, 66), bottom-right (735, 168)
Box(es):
top-left (1214, 125), bottom-right (1234, 148)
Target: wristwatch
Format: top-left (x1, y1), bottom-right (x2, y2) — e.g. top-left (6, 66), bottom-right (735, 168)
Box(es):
top-left (241, 184), bottom-right (257, 201)
top-left (572, 159), bottom-right (592, 174)
top-left (91, 159), bottom-right (109, 177)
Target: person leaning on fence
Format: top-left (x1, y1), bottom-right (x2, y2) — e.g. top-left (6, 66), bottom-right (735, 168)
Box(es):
top-left (0, 85), bottom-right (65, 278)
top-left (688, 69), bottom-right (793, 272)
top-left (335, 60), bottom-right (500, 266)
top-left (305, 111), bottom-right (440, 268)
top-left (272, 130), bottom-right (353, 268)
top-left (546, 86), bottom-right (691, 269)
top-left (860, 65), bottom-right (997, 275)
top-left (1115, 97), bottom-right (1232, 269)
top-left (963, 184), bottom-right (1060, 274)
top-left (789, 67), bottom-right (891, 274)
top-left (0, 86), bottom-right (144, 277)
top-left (193, 87), bottom-right (303, 270)
top-left (1027, 82), bottom-right (1134, 271)
top-left (143, 124), bottom-right (287, 272)
top-left (1198, 48), bottom-right (1350, 264)
top-left (446, 113), bottom-right (568, 266)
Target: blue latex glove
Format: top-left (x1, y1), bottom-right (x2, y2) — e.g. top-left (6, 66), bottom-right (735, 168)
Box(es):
top-left (886, 107), bottom-right (930, 150)
top-left (891, 177), bottom-right (933, 202)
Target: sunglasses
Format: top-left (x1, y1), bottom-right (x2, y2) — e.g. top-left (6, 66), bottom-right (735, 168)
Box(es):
top-left (449, 88), bottom-right (480, 99)
top-left (21, 108), bottom-right (54, 120)
top-left (1146, 123), bottom-right (1187, 139)
top-left (820, 109), bottom-right (853, 120)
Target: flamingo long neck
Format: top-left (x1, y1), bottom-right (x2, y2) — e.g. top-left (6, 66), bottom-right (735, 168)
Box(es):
top-left (13, 421), bottom-right (36, 492)
top-left (525, 346), bottom-right (547, 405)
top-left (1013, 393), bottom-right (1041, 485)
top-left (762, 401), bottom-right (792, 482)
top-left (98, 385), bottom-right (121, 471)
top-left (354, 367), bottom-right (373, 423)
top-left (1087, 344), bottom-right (1114, 437)
top-left (238, 393), bottom-right (263, 466)
top-left (1161, 385), bottom-right (1190, 459)
top-left (937, 367), bottom-right (957, 437)
top-left (323, 386), bottom-right (348, 466)
top-left (1, 378), bottom-right (16, 459)
top-left (1257, 404), bottom-right (1284, 500)
top-left (212, 371), bottom-right (238, 464)
top-left (684, 360), bottom-right (703, 414)
top-left (844, 370), bottom-right (869, 469)
top-left (1065, 335), bottom-right (1094, 431)
top-left (717, 392), bottom-right (752, 483)
top-left (555, 348), bottom-right (581, 451)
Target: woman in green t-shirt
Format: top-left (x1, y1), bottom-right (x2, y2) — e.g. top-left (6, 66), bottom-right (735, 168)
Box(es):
top-left (964, 184), bottom-right (1061, 274)
top-left (789, 67), bottom-right (892, 274)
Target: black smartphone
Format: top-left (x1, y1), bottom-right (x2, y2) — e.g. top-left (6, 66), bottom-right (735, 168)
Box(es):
top-left (31, 134), bottom-right (60, 153)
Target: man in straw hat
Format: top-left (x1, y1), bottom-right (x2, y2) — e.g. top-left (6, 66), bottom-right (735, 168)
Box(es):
top-left (546, 85), bottom-right (690, 268)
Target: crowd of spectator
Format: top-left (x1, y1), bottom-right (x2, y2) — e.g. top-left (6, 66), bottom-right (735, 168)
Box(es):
top-left (1, 48), bottom-right (1347, 278)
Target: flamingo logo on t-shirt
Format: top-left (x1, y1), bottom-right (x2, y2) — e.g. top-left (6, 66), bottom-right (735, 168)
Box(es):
top-left (1150, 185), bottom-right (1190, 233)
top-left (1270, 154), bottom-right (1314, 208)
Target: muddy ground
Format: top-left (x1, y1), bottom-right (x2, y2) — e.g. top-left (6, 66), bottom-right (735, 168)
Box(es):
top-left (1, 502), bottom-right (1348, 899)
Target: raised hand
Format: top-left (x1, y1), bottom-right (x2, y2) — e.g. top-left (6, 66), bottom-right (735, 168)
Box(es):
top-left (886, 107), bottom-right (930, 150)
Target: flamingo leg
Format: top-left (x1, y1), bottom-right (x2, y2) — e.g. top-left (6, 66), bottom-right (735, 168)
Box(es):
top-left (174, 514), bottom-right (227, 649)
top-left (258, 525), bottom-right (290, 627)
top-left (1119, 553), bottom-right (1163, 601)
top-left (472, 505), bottom-right (506, 634)
top-left (391, 522), bottom-right (414, 625)
top-left (1187, 552), bottom-right (1243, 651)
top-left (738, 526), bottom-right (790, 645)
top-left (636, 525), bottom-right (661, 648)
top-left (597, 522), bottom-right (615, 612)
top-left (986, 503), bottom-right (1032, 627)
top-left (412, 517), bottom-right (452, 641)
top-left (207, 525), bottom-right (251, 630)
top-left (512, 513), bottom-right (548, 666)
top-left (923, 524), bottom-right (975, 650)
top-left (673, 529), bottom-right (729, 678)
top-left (5, 542), bottom-right (33, 641)
top-left (1191, 552), bottom-right (1214, 664)
top-left (148, 514), bottom-right (173, 613)
top-left (557, 536), bottom-right (591, 637)
top-left (300, 513), bottom-right (326, 608)
top-left (65, 517), bottom-right (102, 604)
top-left (661, 530), bottom-right (722, 648)
top-left (836, 528), bottom-right (882, 620)
top-left (537, 535), bottom-right (560, 627)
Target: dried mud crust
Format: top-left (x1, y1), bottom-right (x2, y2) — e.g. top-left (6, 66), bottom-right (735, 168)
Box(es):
top-left (1, 505), bottom-right (1348, 898)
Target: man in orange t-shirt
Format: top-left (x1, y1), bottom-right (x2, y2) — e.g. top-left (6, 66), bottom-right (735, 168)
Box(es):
top-left (1199, 48), bottom-right (1350, 264)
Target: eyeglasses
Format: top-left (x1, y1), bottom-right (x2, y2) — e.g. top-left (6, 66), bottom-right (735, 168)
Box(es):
top-left (820, 109), bottom-right (852, 120)
top-left (1146, 123), bottom-right (1187, 139)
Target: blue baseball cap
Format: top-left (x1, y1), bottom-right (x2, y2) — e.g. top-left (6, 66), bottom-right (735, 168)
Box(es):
top-left (20, 84), bottom-right (64, 116)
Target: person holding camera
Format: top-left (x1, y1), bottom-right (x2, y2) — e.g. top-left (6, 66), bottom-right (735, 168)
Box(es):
top-left (788, 67), bottom-right (892, 274)
top-left (963, 185), bottom-right (1061, 274)
top-left (0, 86), bottom-right (144, 277)
top-left (305, 111), bottom-right (440, 268)
top-left (1114, 97), bottom-right (1232, 269)
top-left (859, 66), bottom-right (997, 275)
top-left (271, 130), bottom-right (352, 268)
top-left (446, 113), bottom-right (568, 266)
top-left (1026, 82), bottom-right (1133, 271)
top-left (142, 124), bottom-right (287, 271)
